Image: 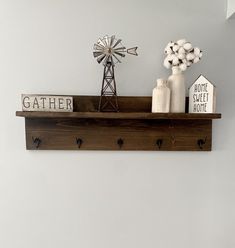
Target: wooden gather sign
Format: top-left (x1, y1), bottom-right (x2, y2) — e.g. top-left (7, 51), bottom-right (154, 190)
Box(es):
top-left (22, 94), bottom-right (73, 112)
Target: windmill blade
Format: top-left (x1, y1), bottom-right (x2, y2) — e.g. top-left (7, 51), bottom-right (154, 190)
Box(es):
top-left (97, 54), bottom-right (106, 64)
top-left (114, 51), bottom-right (126, 57)
top-left (112, 53), bottom-right (122, 64)
top-left (114, 46), bottom-right (126, 52)
top-left (109, 35), bottom-right (116, 47)
top-left (94, 43), bottom-right (104, 51)
top-left (103, 35), bottom-right (110, 47)
top-left (107, 37), bottom-right (112, 46)
top-left (97, 38), bottom-right (106, 47)
top-left (127, 47), bottom-right (138, 56)
top-left (112, 39), bottom-right (122, 48)
top-left (93, 51), bottom-right (104, 58)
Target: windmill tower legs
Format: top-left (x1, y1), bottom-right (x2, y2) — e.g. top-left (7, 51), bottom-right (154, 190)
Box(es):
top-left (98, 61), bottom-right (119, 112)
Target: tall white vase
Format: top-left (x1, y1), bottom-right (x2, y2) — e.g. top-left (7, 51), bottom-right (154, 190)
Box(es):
top-left (152, 79), bottom-right (170, 113)
top-left (167, 66), bottom-right (186, 113)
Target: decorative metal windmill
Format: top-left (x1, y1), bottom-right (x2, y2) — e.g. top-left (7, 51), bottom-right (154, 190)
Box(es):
top-left (93, 35), bottom-right (138, 112)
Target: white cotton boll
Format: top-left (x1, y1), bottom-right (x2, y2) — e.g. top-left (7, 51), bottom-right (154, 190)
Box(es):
top-left (168, 54), bottom-right (176, 60)
top-left (172, 57), bottom-right (179, 66)
top-left (173, 44), bottom-right (179, 52)
top-left (193, 57), bottom-right (200, 64)
top-left (164, 57), bottom-right (171, 69)
top-left (167, 54), bottom-right (176, 61)
top-left (164, 44), bottom-right (173, 54)
top-left (165, 55), bottom-right (172, 64)
top-left (177, 53), bottom-right (185, 60)
top-left (167, 42), bottom-right (174, 47)
top-left (165, 42), bottom-right (174, 53)
top-left (177, 39), bottom-right (187, 46)
top-left (186, 53), bottom-right (195, 61)
top-left (164, 59), bottom-right (171, 69)
top-left (178, 47), bottom-right (186, 54)
top-left (183, 42), bottom-right (192, 51)
top-left (199, 52), bottom-right (203, 58)
top-left (164, 42), bottom-right (174, 54)
top-left (164, 44), bottom-right (170, 54)
top-left (186, 61), bottom-right (192, 67)
top-left (179, 63), bottom-right (187, 71)
top-left (194, 47), bottom-right (200, 56)
top-left (165, 47), bottom-right (172, 54)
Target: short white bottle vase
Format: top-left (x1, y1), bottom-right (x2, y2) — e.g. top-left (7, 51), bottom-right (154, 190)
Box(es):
top-left (167, 66), bottom-right (186, 113)
top-left (152, 79), bottom-right (170, 113)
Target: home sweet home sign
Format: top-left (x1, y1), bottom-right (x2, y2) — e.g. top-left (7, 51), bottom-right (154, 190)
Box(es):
top-left (189, 75), bottom-right (216, 113)
top-left (22, 94), bottom-right (73, 112)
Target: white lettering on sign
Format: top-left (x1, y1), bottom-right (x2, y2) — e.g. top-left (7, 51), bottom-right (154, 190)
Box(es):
top-left (22, 95), bottom-right (73, 112)
top-left (189, 75), bottom-right (216, 113)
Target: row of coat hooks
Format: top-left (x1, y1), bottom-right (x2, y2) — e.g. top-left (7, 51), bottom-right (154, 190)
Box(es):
top-left (32, 137), bottom-right (207, 150)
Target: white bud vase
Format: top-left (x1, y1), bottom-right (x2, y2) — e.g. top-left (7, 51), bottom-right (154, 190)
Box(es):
top-left (152, 79), bottom-right (170, 113)
top-left (167, 66), bottom-right (186, 113)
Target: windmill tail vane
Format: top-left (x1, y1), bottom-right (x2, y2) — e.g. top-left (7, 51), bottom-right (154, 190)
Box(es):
top-left (127, 47), bottom-right (138, 56)
top-left (93, 35), bottom-right (138, 112)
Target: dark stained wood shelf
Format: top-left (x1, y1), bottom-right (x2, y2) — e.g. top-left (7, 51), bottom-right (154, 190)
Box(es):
top-left (16, 95), bottom-right (221, 151)
top-left (16, 111), bottom-right (221, 120)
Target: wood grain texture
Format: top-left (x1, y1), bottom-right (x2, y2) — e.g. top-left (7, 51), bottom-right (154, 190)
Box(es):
top-left (73, 95), bottom-right (152, 112)
top-left (24, 118), bottom-right (212, 151)
top-left (16, 96), bottom-right (221, 151)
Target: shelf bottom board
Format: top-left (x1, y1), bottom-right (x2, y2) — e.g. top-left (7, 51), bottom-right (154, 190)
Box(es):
top-left (25, 118), bottom-right (212, 151)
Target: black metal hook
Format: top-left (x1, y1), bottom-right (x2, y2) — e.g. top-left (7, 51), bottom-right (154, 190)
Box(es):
top-left (117, 138), bottom-right (124, 149)
top-left (76, 138), bottom-right (83, 149)
top-left (32, 137), bottom-right (41, 149)
top-left (156, 139), bottom-right (163, 150)
top-left (197, 137), bottom-right (207, 150)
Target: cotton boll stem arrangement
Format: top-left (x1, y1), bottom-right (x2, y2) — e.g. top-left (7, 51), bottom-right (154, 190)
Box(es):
top-left (162, 39), bottom-right (203, 113)
top-left (164, 39), bottom-right (203, 71)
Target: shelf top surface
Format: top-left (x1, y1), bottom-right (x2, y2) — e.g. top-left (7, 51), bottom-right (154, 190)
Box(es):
top-left (16, 111), bottom-right (222, 120)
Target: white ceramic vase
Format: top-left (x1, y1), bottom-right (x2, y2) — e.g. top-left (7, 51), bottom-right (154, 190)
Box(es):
top-left (152, 79), bottom-right (170, 113)
top-left (167, 66), bottom-right (186, 113)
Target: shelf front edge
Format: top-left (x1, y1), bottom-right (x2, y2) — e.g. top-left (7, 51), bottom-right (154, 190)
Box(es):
top-left (16, 111), bottom-right (222, 120)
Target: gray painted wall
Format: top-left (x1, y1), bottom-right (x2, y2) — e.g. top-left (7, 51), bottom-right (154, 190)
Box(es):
top-left (0, 0), bottom-right (234, 247)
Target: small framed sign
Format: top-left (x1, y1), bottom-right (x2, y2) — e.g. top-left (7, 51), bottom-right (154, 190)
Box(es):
top-left (22, 94), bottom-right (73, 112)
top-left (189, 75), bottom-right (216, 113)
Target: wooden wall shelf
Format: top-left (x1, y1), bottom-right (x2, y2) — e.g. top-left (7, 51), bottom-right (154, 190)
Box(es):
top-left (16, 96), bottom-right (221, 151)
top-left (16, 111), bottom-right (221, 120)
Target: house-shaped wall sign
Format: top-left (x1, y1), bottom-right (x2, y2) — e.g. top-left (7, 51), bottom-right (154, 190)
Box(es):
top-left (227, 0), bottom-right (235, 19)
top-left (189, 75), bottom-right (216, 114)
